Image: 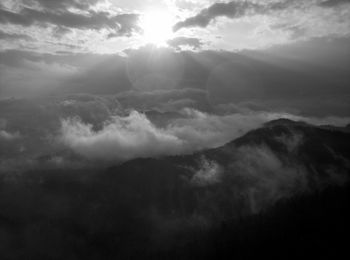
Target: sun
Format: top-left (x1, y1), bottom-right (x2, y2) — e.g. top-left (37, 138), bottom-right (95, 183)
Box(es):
top-left (140, 10), bottom-right (174, 46)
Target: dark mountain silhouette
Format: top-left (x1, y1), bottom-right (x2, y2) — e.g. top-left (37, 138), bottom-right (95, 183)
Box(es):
top-left (100, 118), bottom-right (350, 219)
top-left (0, 119), bottom-right (349, 259)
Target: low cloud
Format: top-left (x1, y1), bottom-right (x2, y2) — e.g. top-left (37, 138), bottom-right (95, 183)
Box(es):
top-left (116, 88), bottom-right (210, 112)
top-left (229, 145), bottom-right (309, 213)
top-left (275, 131), bottom-right (304, 153)
top-left (60, 111), bottom-right (184, 161)
top-left (1, 95), bottom-right (349, 173)
top-left (60, 108), bottom-right (350, 162)
top-left (60, 109), bottom-right (267, 161)
top-left (0, 129), bottom-right (20, 140)
top-left (190, 156), bottom-right (223, 186)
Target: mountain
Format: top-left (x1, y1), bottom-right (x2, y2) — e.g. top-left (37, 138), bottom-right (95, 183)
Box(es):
top-left (101, 118), bottom-right (350, 218)
top-left (0, 119), bottom-right (349, 259)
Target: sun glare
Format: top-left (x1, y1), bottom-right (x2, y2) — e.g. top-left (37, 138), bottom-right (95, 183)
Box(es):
top-left (140, 10), bottom-right (174, 46)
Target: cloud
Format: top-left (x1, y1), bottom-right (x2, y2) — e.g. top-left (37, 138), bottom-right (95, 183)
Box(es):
top-left (0, 130), bottom-right (20, 140)
top-left (116, 88), bottom-right (210, 112)
top-left (167, 37), bottom-right (204, 50)
top-left (173, 0), bottom-right (267, 31)
top-left (1, 41), bottom-right (349, 117)
top-left (173, 0), bottom-right (350, 33)
top-left (227, 145), bottom-right (310, 213)
top-left (107, 13), bottom-right (141, 37)
top-left (60, 107), bottom-right (350, 162)
top-left (60, 109), bottom-right (267, 161)
top-left (24, 0), bottom-right (100, 11)
top-left (192, 122), bottom-right (349, 215)
top-left (0, 30), bottom-right (33, 41)
top-left (190, 156), bottom-right (223, 186)
top-left (274, 131), bottom-right (304, 153)
top-left (60, 111), bottom-right (184, 161)
top-left (319, 0), bottom-right (350, 7)
top-left (0, 93), bottom-right (349, 175)
top-left (0, 50), bottom-right (133, 96)
top-left (0, 5), bottom-right (140, 36)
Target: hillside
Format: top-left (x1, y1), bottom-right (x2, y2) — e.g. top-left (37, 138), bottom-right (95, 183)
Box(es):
top-left (0, 119), bottom-right (349, 259)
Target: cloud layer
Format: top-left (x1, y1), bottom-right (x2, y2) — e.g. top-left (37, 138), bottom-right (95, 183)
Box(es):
top-left (173, 0), bottom-right (350, 31)
top-left (0, 0), bottom-right (140, 37)
top-left (173, 0), bottom-right (263, 31)
top-left (59, 108), bottom-right (350, 162)
top-left (60, 108), bottom-right (269, 161)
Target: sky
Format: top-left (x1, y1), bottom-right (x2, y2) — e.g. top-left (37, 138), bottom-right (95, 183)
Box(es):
top-left (1, 1), bottom-right (349, 112)
top-left (0, 0), bottom-right (349, 110)
top-left (0, 0), bottom-right (350, 167)
top-left (0, 0), bottom-right (350, 52)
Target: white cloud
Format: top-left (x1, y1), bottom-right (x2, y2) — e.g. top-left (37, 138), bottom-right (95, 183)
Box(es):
top-left (230, 145), bottom-right (309, 213)
top-left (275, 132), bottom-right (304, 152)
top-left (0, 129), bottom-right (20, 140)
top-left (190, 156), bottom-right (222, 186)
top-left (60, 111), bottom-right (184, 161)
top-left (60, 108), bottom-right (350, 162)
top-left (60, 109), bottom-right (269, 161)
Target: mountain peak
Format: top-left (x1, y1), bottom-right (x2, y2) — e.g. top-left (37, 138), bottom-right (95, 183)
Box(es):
top-left (264, 118), bottom-right (308, 127)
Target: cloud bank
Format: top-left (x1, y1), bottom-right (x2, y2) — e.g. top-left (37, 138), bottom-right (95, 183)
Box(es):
top-left (60, 109), bottom-right (268, 161)
top-left (60, 111), bottom-right (183, 161)
top-left (60, 108), bottom-right (350, 162)
top-left (0, 95), bottom-right (349, 173)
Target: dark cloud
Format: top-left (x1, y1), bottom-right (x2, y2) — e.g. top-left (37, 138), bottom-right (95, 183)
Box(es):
top-left (52, 26), bottom-right (72, 37)
top-left (0, 30), bottom-right (33, 41)
top-left (109, 13), bottom-right (141, 36)
top-left (319, 0), bottom-right (350, 7)
top-left (25, 0), bottom-right (100, 11)
top-left (106, 14), bottom-right (141, 38)
top-left (0, 7), bottom-right (32, 27)
top-left (0, 6), bottom-right (140, 36)
top-left (167, 37), bottom-right (203, 50)
top-left (173, 1), bottom-right (264, 31)
top-left (173, 0), bottom-right (347, 31)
